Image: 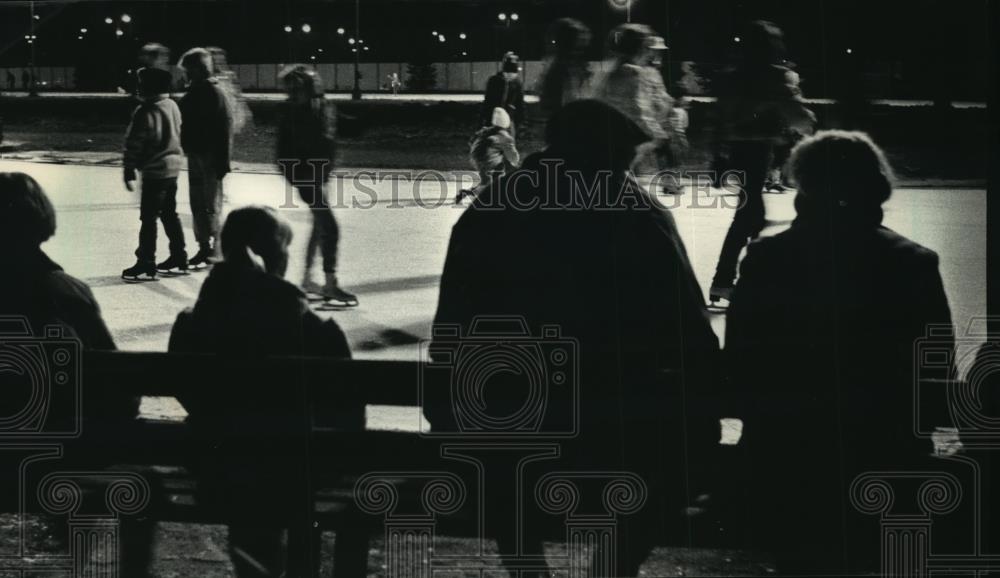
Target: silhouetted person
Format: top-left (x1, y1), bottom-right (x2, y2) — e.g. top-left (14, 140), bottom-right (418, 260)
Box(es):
top-left (21, 70), bottom-right (30, 90)
top-left (169, 206), bottom-right (359, 578)
top-left (179, 48), bottom-right (232, 267)
top-left (456, 106), bottom-right (519, 203)
top-left (6, 70), bottom-right (15, 91)
top-left (277, 64), bottom-right (358, 305)
top-left (537, 18), bottom-right (593, 119)
top-left (0, 172), bottom-right (153, 576)
top-left (481, 51), bottom-right (525, 134)
top-left (708, 20), bottom-right (815, 305)
top-left (725, 131), bottom-right (955, 573)
top-left (428, 100), bottom-right (720, 577)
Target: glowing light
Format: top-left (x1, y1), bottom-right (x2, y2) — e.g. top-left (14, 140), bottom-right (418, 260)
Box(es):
top-left (337, 27), bottom-right (345, 35)
top-left (104, 17), bottom-right (113, 24)
top-left (459, 33), bottom-right (467, 39)
top-left (301, 23), bottom-right (312, 33)
top-left (498, 13), bottom-right (507, 21)
top-left (734, 36), bottom-right (741, 43)
top-left (80, 28), bottom-right (88, 33)
top-left (115, 28), bottom-right (124, 37)
top-left (846, 48), bottom-right (853, 54)
top-left (283, 25), bottom-right (293, 33)
top-left (348, 37), bottom-right (356, 45)
top-left (439, 34), bottom-right (446, 42)
top-left (510, 13), bottom-right (519, 21)
top-left (120, 14), bottom-right (131, 23)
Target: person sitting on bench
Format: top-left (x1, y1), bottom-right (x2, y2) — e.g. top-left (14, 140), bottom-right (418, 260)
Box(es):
top-left (169, 206), bottom-right (359, 577)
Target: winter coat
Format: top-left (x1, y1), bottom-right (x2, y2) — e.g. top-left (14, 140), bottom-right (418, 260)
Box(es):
top-left (594, 62), bottom-right (673, 140)
top-left (179, 78), bottom-right (232, 174)
top-left (428, 102), bottom-right (720, 477)
top-left (469, 125), bottom-right (519, 175)
top-left (481, 72), bottom-right (525, 128)
top-left (276, 98), bottom-right (336, 185)
top-left (123, 95), bottom-right (183, 179)
top-left (0, 249), bottom-right (139, 429)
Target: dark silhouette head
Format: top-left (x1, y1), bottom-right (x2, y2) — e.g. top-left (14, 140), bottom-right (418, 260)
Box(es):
top-left (220, 206), bottom-right (294, 277)
top-left (501, 51), bottom-right (521, 74)
top-left (740, 20), bottom-right (788, 67)
top-left (137, 67), bottom-right (173, 97)
top-left (0, 172), bottom-right (56, 252)
top-left (546, 18), bottom-right (591, 60)
top-left (789, 130), bottom-right (894, 227)
top-left (545, 99), bottom-right (649, 171)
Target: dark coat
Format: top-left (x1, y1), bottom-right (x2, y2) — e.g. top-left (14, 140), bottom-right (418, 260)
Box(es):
top-left (429, 150), bottom-right (720, 467)
top-left (724, 220), bottom-right (955, 565)
top-left (168, 262), bottom-right (357, 516)
top-left (481, 72), bottom-right (525, 128)
top-left (276, 98), bottom-right (336, 184)
top-left (179, 78), bottom-right (232, 174)
top-left (0, 249), bottom-right (138, 429)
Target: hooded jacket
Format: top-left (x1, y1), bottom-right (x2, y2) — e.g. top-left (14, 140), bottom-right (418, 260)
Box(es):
top-left (123, 95), bottom-right (183, 179)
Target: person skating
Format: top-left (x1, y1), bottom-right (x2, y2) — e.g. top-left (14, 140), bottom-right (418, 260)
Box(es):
top-left (179, 47), bottom-right (232, 268)
top-left (707, 21), bottom-right (815, 306)
top-left (481, 52), bottom-right (525, 136)
top-left (456, 107), bottom-right (520, 204)
top-left (277, 64), bottom-right (358, 306)
top-left (122, 67), bottom-right (187, 281)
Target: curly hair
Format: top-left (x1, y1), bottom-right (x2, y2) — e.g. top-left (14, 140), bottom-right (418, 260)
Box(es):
top-left (789, 130), bottom-right (895, 222)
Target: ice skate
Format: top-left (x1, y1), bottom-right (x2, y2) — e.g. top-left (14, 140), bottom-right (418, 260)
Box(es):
top-left (708, 285), bottom-right (733, 309)
top-left (319, 273), bottom-right (359, 307)
top-left (156, 253), bottom-right (189, 274)
top-left (122, 261), bottom-right (157, 282)
top-left (188, 247), bottom-right (218, 270)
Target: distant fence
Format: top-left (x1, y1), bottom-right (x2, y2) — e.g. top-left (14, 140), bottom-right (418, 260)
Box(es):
top-left (0, 60), bottom-right (964, 100)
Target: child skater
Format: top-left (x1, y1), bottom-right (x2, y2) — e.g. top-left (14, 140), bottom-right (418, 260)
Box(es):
top-left (122, 67), bottom-right (187, 281)
top-left (456, 107), bottom-right (520, 203)
top-left (277, 64), bottom-right (358, 306)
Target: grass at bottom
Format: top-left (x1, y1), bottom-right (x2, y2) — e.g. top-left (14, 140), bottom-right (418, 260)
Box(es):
top-left (0, 513), bottom-right (771, 577)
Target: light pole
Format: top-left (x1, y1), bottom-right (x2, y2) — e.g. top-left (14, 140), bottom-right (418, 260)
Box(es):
top-left (28, 1), bottom-right (38, 96)
top-left (352, 0), bottom-right (361, 100)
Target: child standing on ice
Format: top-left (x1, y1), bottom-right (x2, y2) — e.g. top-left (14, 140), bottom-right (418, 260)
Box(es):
top-left (121, 67), bottom-right (187, 281)
top-left (456, 107), bottom-right (520, 203)
top-left (277, 64), bottom-right (358, 306)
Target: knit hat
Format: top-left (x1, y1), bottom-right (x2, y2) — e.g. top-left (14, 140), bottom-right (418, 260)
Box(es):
top-left (137, 67), bottom-right (173, 96)
top-left (491, 107), bottom-right (511, 129)
top-left (501, 52), bottom-right (520, 73)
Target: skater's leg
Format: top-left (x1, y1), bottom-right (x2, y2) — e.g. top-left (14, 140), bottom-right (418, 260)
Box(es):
top-left (135, 177), bottom-right (164, 264)
top-left (188, 155), bottom-right (222, 253)
top-left (711, 142), bottom-right (771, 290)
top-left (158, 177), bottom-right (186, 258)
top-left (317, 208), bottom-right (339, 276)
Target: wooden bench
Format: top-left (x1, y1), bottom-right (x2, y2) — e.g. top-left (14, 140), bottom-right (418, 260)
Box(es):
top-left (2, 350), bottom-right (981, 576)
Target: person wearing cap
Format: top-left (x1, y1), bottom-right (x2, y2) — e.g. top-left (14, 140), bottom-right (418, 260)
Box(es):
top-left (481, 51), bottom-right (525, 135)
top-left (429, 100), bottom-right (719, 577)
top-left (456, 106), bottom-right (520, 203)
top-left (594, 24), bottom-right (673, 143)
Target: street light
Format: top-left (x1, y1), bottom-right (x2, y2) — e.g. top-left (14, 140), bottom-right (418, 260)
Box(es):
top-left (80, 27), bottom-right (88, 33)
top-left (351, 0), bottom-right (361, 100)
top-left (734, 36), bottom-right (741, 43)
top-left (510, 13), bottom-right (519, 21)
top-left (432, 30), bottom-right (438, 36)
top-left (337, 27), bottom-right (345, 35)
top-left (120, 13), bottom-right (131, 23)
top-left (348, 37), bottom-right (356, 45)
top-left (498, 12), bottom-right (507, 21)
top-left (459, 32), bottom-right (467, 39)
top-left (846, 48), bottom-right (853, 54)
top-left (438, 34), bottom-right (446, 42)
top-left (283, 25), bottom-right (293, 33)
top-left (104, 17), bottom-right (113, 24)
top-left (301, 23), bottom-right (312, 34)
top-left (115, 28), bottom-right (124, 37)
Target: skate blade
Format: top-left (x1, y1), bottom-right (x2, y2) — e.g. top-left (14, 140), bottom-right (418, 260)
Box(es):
top-left (122, 275), bottom-right (158, 283)
top-left (156, 268), bottom-right (189, 276)
top-left (315, 298), bottom-right (359, 310)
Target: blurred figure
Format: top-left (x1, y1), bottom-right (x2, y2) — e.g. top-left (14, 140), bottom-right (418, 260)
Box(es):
top-left (121, 68), bottom-right (187, 281)
top-left (481, 51), bottom-right (525, 135)
top-left (388, 71), bottom-right (401, 95)
top-left (179, 48), bottom-right (232, 268)
top-left (594, 24), bottom-right (683, 191)
top-left (208, 46), bottom-right (253, 136)
top-left (537, 18), bottom-right (593, 119)
top-left (429, 100), bottom-right (719, 577)
top-left (169, 206), bottom-right (358, 578)
top-left (456, 107), bottom-right (519, 203)
top-left (707, 20), bottom-right (815, 305)
top-left (277, 64), bottom-right (358, 306)
top-left (7, 70), bottom-right (17, 91)
top-left (725, 131), bottom-right (954, 573)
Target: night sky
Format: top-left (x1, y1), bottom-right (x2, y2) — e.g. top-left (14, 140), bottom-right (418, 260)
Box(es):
top-left (0, 0), bottom-right (990, 99)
